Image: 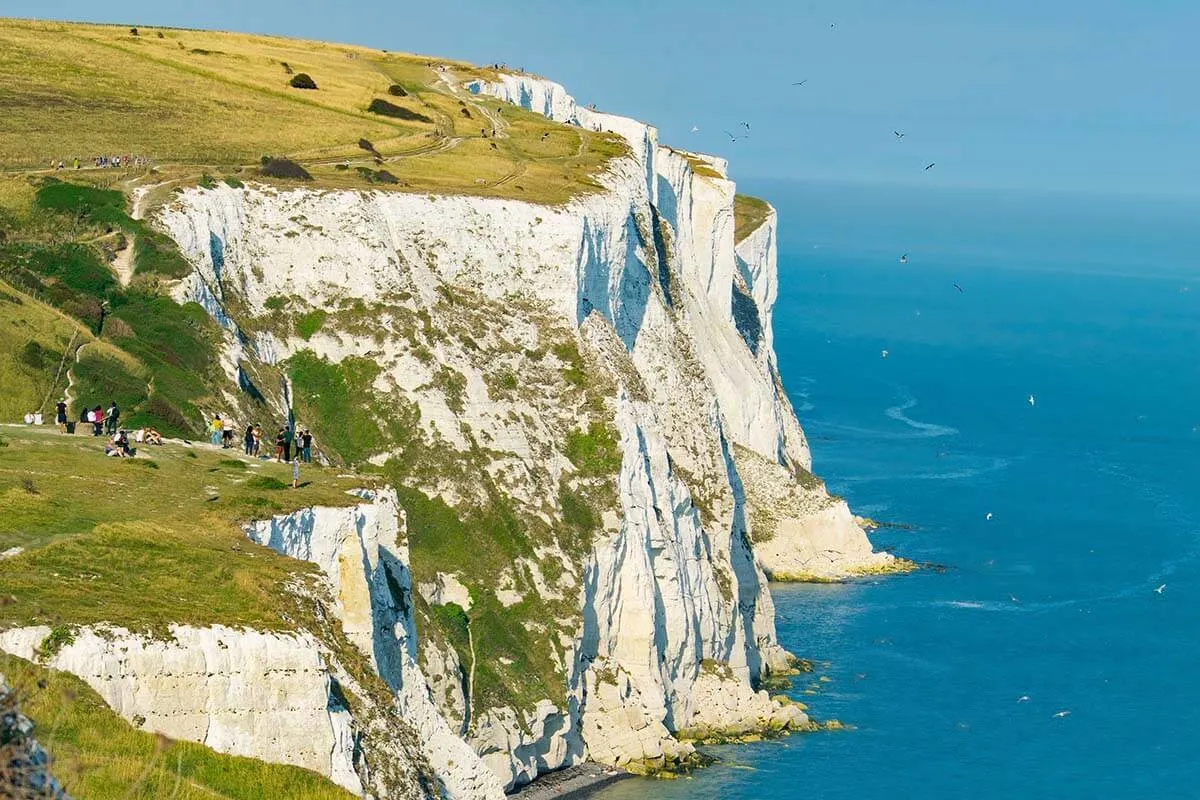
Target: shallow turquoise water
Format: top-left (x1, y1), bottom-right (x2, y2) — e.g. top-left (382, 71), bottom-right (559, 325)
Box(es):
top-left (595, 181), bottom-right (1200, 799)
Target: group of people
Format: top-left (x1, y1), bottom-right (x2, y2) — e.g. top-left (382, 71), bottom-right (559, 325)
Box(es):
top-left (49, 155), bottom-right (150, 171)
top-left (40, 398), bottom-right (163, 456)
top-left (209, 414), bottom-right (314, 464)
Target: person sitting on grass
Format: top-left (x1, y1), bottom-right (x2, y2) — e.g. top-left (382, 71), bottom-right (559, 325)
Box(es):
top-left (105, 430), bottom-right (130, 457)
top-left (144, 427), bottom-right (163, 445)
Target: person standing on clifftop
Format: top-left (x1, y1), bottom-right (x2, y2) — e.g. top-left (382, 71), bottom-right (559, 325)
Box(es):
top-left (282, 425), bottom-right (294, 463)
top-left (55, 399), bottom-right (68, 433)
top-left (300, 429), bottom-right (313, 463)
top-left (105, 401), bottom-right (120, 435)
top-left (209, 414), bottom-right (223, 446)
top-left (243, 424), bottom-right (255, 456)
top-left (291, 455), bottom-right (300, 490)
top-left (273, 427), bottom-right (286, 462)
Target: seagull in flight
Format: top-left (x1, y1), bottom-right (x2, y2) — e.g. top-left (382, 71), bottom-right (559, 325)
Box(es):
top-left (1155, 584), bottom-right (1167, 594)
top-left (986, 512), bottom-right (993, 521)
top-left (792, 79), bottom-right (808, 86)
top-left (1017, 695), bottom-right (1030, 703)
top-left (723, 130), bottom-right (738, 142)
top-left (893, 130), bottom-right (905, 139)
top-left (953, 282), bottom-right (964, 293)
top-left (881, 349), bottom-right (889, 359)
top-left (690, 125), bottom-right (700, 133)
top-left (740, 121), bottom-right (751, 131)
top-left (899, 253), bottom-right (908, 264)
top-left (1052, 710), bottom-right (1071, 719)
top-left (925, 162), bottom-right (937, 171)
top-left (1029, 394), bottom-right (1036, 407)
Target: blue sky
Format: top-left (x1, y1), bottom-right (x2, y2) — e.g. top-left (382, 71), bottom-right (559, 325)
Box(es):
top-left (8, 0), bottom-right (1200, 197)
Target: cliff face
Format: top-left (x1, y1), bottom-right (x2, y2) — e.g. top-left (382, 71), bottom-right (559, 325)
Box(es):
top-left (4, 72), bottom-right (895, 796)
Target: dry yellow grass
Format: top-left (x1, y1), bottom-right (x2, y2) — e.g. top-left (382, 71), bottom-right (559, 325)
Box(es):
top-left (734, 193), bottom-right (772, 244)
top-left (0, 18), bottom-right (628, 204)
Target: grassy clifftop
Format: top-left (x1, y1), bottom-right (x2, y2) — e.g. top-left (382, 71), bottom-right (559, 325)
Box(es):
top-left (733, 194), bottom-right (772, 244)
top-left (0, 18), bottom-right (627, 204)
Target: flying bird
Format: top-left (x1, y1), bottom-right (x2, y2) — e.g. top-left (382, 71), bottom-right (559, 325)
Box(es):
top-left (893, 130), bottom-right (905, 139)
top-left (690, 125), bottom-right (700, 133)
top-left (740, 121), bottom-right (751, 131)
top-left (953, 283), bottom-right (964, 293)
top-left (792, 80), bottom-right (808, 86)
top-left (881, 349), bottom-right (889, 359)
top-left (1017, 695), bottom-right (1030, 703)
top-left (723, 130), bottom-right (738, 142)
top-left (1028, 394), bottom-right (1036, 407)
top-left (1052, 710), bottom-right (1071, 719)
top-left (925, 162), bottom-right (937, 171)
top-left (1155, 584), bottom-right (1167, 594)
top-left (986, 512), bottom-right (993, 521)
top-left (1009, 594), bottom-right (1021, 603)
top-left (899, 253), bottom-right (908, 264)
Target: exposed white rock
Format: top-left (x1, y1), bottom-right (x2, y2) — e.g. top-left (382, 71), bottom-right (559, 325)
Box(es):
top-left (153, 68), bottom-right (894, 791)
top-left (736, 445), bottom-right (899, 580)
top-left (418, 572), bottom-right (474, 611)
top-left (682, 661), bottom-right (808, 739)
top-left (0, 625), bottom-right (368, 795)
top-left (246, 489), bottom-right (507, 800)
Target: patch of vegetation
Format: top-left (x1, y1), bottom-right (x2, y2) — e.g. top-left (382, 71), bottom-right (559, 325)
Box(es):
top-left (564, 421), bottom-right (622, 477)
top-left (551, 340), bottom-right (586, 387)
top-left (244, 475), bottom-right (288, 490)
top-left (387, 84), bottom-right (407, 97)
top-left (287, 350), bottom-right (420, 465)
top-left (259, 157), bottom-right (313, 182)
top-left (36, 624), bottom-right (74, 660)
top-left (295, 309), bottom-right (327, 340)
top-left (0, 652), bottom-right (356, 799)
top-left (356, 167), bottom-right (399, 185)
top-left (224, 175), bottom-right (244, 188)
top-left (429, 366), bottom-right (467, 414)
top-left (288, 72), bottom-right (318, 90)
top-left (366, 98), bottom-right (432, 123)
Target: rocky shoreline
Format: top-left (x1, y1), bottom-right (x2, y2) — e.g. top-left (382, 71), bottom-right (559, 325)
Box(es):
top-left (510, 763), bottom-right (629, 800)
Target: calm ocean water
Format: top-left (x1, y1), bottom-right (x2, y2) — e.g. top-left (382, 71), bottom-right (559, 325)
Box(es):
top-left (595, 180), bottom-right (1200, 799)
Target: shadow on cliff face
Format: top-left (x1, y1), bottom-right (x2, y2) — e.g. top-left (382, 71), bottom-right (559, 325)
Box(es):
top-left (576, 215), bottom-right (650, 351)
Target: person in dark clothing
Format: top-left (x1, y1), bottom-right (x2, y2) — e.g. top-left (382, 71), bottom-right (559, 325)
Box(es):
top-left (282, 426), bottom-right (294, 462)
top-left (274, 428), bottom-right (286, 462)
top-left (301, 429), bottom-right (313, 463)
top-left (105, 401), bottom-right (120, 435)
top-left (243, 425), bottom-right (255, 456)
top-left (55, 399), bottom-right (68, 432)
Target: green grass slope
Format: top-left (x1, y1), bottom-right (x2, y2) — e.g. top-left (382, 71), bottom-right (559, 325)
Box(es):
top-left (0, 425), bottom-right (368, 630)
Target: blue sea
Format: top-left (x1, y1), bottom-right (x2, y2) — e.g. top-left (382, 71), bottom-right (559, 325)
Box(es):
top-left (595, 180), bottom-right (1200, 799)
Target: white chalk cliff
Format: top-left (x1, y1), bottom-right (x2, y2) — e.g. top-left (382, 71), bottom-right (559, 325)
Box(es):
top-left (0, 71), bottom-right (898, 798)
